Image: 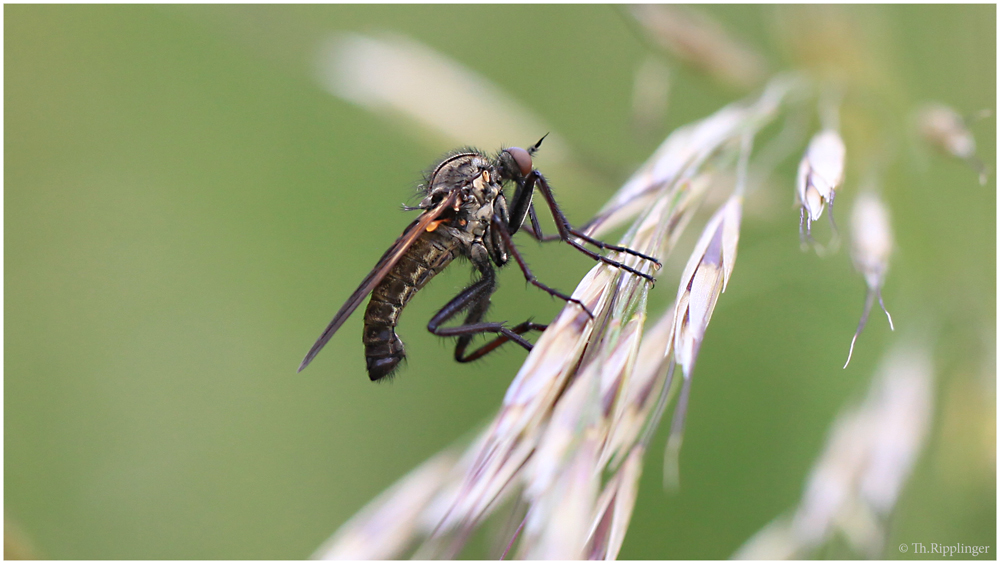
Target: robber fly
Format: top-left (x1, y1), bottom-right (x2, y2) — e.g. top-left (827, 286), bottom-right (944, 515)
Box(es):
top-left (298, 136), bottom-right (660, 381)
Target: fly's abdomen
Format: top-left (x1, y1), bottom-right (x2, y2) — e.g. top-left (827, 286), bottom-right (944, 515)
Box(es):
top-left (363, 231), bottom-right (458, 381)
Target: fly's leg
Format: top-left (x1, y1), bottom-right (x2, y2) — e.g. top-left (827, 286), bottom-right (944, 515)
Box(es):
top-left (520, 204), bottom-right (561, 242)
top-left (512, 171), bottom-right (661, 280)
top-left (448, 277), bottom-right (547, 362)
top-left (427, 262), bottom-right (536, 354)
top-left (531, 171), bottom-right (661, 273)
top-left (454, 320), bottom-right (548, 363)
top-left (491, 216), bottom-right (594, 318)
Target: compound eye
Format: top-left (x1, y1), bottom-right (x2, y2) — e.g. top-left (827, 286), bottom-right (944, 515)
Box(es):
top-left (506, 146), bottom-right (533, 177)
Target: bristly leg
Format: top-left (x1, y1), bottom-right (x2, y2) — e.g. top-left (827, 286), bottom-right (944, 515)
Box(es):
top-left (426, 262), bottom-right (537, 355)
top-left (522, 204), bottom-right (560, 242)
top-left (521, 171), bottom-right (661, 280)
top-left (491, 215), bottom-right (595, 318)
top-left (456, 320), bottom-right (548, 363)
top-left (443, 260), bottom-right (548, 362)
top-left (523, 201), bottom-right (662, 265)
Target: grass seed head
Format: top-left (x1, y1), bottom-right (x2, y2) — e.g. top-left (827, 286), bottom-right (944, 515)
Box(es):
top-left (671, 195), bottom-right (744, 376)
top-left (586, 445), bottom-right (645, 560)
top-left (850, 191), bottom-right (893, 291)
top-left (916, 102), bottom-right (988, 185)
top-left (844, 191), bottom-right (895, 368)
top-left (796, 129), bottom-right (846, 227)
top-left (917, 103), bottom-right (977, 161)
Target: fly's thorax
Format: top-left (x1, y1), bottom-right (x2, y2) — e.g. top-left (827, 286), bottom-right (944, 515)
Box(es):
top-left (420, 152), bottom-right (490, 204)
top-left (416, 149), bottom-right (512, 266)
top-left (467, 163), bottom-right (501, 204)
top-left (435, 190), bottom-right (494, 243)
top-left (418, 151), bottom-right (505, 213)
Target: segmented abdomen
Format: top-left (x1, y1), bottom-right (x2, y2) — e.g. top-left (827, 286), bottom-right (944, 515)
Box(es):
top-left (362, 230), bottom-right (459, 381)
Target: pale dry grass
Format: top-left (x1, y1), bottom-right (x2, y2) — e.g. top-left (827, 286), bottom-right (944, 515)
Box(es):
top-left (309, 12), bottom-right (982, 557)
top-left (315, 76), bottom-right (796, 559)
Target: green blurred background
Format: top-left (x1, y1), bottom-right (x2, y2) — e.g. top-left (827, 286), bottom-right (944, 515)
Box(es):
top-left (5, 5), bottom-right (994, 559)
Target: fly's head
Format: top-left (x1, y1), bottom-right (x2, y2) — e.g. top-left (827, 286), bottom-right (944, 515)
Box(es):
top-left (495, 146), bottom-right (534, 184)
top-left (495, 134), bottom-right (544, 185)
top-left (484, 137), bottom-right (545, 265)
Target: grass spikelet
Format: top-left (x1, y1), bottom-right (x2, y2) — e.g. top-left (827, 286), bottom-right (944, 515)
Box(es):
top-left (587, 75), bottom-right (795, 238)
top-left (796, 128), bottom-right (846, 249)
top-left (662, 193), bottom-right (744, 488)
top-left (519, 421), bottom-right (602, 560)
top-left (661, 131), bottom-right (752, 488)
top-left (670, 194), bottom-right (744, 374)
top-left (587, 445), bottom-right (645, 560)
top-left (844, 190), bottom-right (895, 368)
top-left (601, 306), bottom-right (676, 472)
top-left (916, 102), bottom-right (990, 185)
